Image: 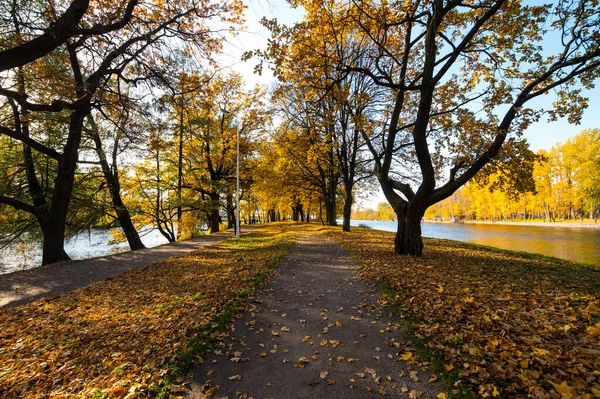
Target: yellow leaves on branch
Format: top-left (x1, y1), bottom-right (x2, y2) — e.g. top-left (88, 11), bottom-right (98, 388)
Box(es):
top-left (328, 228), bottom-right (600, 398)
top-left (0, 225), bottom-right (295, 398)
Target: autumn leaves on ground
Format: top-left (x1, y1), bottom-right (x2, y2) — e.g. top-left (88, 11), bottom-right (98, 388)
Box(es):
top-left (0, 226), bottom-right (295, 398)
top-left (331, 228), bottom-right (600, 399)
top-left (1, 224), bottom-right (600, 398)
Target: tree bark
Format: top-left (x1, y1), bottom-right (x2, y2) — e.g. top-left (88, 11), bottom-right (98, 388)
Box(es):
top-left (324, 197), bottom-right (337, 226)
top-left (40, 219), bottom-right (71, 264)
top-left (226, 194), bottom-right (234, 228)
top-left (342, 184), bottom-right (352, 232)
top-left (394, 204), bottom-right (425, 256)
top-left (41, 107), bottom-right (89, 264)
top-left (209, 192), bottom-right (220, 233)
top-left (176, 99), bottom-right (184, 238)
top-left (209, 193), bottom-right (221, 233)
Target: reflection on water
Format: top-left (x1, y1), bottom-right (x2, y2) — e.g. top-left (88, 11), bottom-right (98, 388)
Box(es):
top-left (350, 220), bottom-right (600, 266)
top-left (0, 228), bottom-right (170, 275)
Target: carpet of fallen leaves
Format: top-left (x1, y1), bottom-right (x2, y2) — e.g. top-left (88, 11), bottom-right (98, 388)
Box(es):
top-left (0, 225), bottom-right (295, 398)
top-left (328, 228), bottom-right (600, 399)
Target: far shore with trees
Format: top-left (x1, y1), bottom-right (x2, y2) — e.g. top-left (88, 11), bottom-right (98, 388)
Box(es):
top-left (354, 129), bottom-right (600, 228)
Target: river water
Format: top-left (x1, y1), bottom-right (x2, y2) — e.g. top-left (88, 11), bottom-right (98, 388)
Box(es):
top-left (1, 221), bottom-right (599, 274)
top-left (0, 229), bottom-right (170, 275)
top-left (350, 220), bottom-right (600, 266)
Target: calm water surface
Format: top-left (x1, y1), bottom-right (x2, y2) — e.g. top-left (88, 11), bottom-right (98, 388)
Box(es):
top-left (0, 228), bottom-right (170, 275)
top-left (350, 220), bottom-right (600, 266)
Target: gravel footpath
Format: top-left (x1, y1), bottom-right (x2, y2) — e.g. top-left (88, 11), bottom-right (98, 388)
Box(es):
top-left (185, 233), bottom-right (441, 399)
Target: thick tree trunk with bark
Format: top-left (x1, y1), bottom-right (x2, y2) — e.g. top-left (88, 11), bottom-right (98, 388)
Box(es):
top-left (342, 184), bottom-right (353, 232)
top-left (226, 194), bottom-right (234, 229)
top-left (40, 217), bottom-right (70, 264)
top-left (395, 212), bottom-right (424, 256)
top-left (393, 203), bottom-right (425, 256)
top-left (209, 192), bottom-right (220, 233)
top-left (40, 107), bottom-right (89, 264)
top-left (292, 198), bottom-right (303, 222)
top-left (324, 198), bottom-right (337, 226)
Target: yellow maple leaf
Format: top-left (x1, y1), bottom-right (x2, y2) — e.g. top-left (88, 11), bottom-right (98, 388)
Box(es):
top-left (487, 337), bottom-right (499, 351)
top-left (443, 363), bottom-right (454, 372)
top-left (400, 351), bottom-right (413, 361)
top-left (491, 384), bottom-right (500, 397)
top-left (533, 347), bottom-right (550, 356)
top-left (586, 323), bottom-right (600, 337)
top-left (437, 393), bottom-right (448, 399)
top-left (552, 381), bottom-right (573, 399)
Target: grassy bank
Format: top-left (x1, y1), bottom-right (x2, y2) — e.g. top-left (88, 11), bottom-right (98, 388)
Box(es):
top-left (328, 227), bottom-right (600, 398)
top-left (0, 224), bottom-right (295, 398)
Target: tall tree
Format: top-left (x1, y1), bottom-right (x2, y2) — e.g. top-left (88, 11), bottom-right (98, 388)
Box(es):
top-left (183, 73), bottom-right (267, 233)
top-left (270, 0), bottom-right (600, 255)
top-left (0, 0), bottom-right (243, 264)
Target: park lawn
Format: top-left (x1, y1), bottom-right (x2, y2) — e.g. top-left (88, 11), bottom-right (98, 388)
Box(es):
top-left (0, 224), bottom-right (295, 399)
top-left (328, 227), bottom-right (600, 399)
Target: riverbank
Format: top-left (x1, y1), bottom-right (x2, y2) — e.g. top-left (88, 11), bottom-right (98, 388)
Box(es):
top-left (328, 226), bottom-right (600, 398)
top-left (0, 228), bottom-right (252, 308)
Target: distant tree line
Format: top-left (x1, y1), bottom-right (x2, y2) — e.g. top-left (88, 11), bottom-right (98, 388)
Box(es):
top-left (426, 129), bottom-right (600, 223)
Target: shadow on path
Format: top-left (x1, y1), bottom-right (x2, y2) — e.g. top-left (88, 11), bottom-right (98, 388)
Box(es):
top-left (185, 233), bottom-right (441, 399)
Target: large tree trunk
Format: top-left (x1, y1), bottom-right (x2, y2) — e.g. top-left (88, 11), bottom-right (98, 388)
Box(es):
top-left (114, 201), bottom-right (146, 249)
top-left (209, 192), bottom-right (220, 233)
top-left (226, 194), bottom-right (234, 229)
top-left (176, 102), bottom-right (184, 238)
top-left (291, 198), bottom-right (304, 222)
top-left (342, 184), bottom-right (352, 232)
top-left (394, 204), bottom-right (425, 256)
top-left (324, 198), bottom-right (337, 226)
top-left (40, 218), bottom-right (70, 264)
top-left (41, 107), bottom-right (89, 264)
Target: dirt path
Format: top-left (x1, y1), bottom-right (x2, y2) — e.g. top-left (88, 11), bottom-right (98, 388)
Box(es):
top-left (185, 234), bottom-right (441, 399)
top-left (0, 229), bottom-right (250, 308)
